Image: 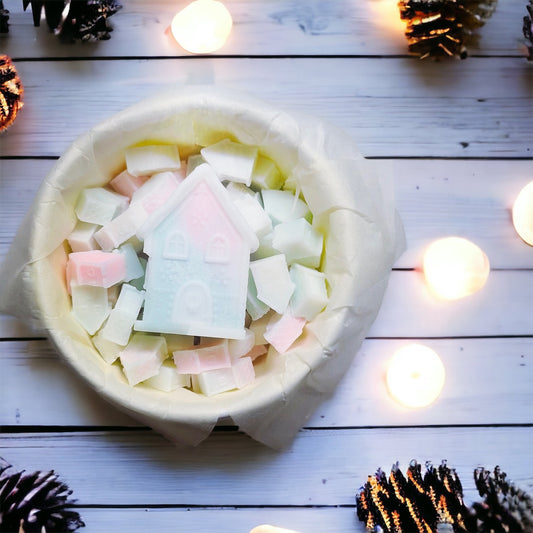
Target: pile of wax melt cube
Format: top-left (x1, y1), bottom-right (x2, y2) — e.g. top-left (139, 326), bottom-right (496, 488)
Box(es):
top-left (65, 140), bottom-right (329, 396)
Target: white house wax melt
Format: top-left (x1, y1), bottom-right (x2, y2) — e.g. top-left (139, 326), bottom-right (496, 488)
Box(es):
top-left (65, 141), bottom-right (330, 396)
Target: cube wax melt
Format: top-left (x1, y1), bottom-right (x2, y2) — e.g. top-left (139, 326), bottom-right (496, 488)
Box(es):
top-left (119, 332), bottom-right (168, 386)
top-left (125, 144), bottom-right (181, 177)
top-left (75, 187), bottom-right (129, 226)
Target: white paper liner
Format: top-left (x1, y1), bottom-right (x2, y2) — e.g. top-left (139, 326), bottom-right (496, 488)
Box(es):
top-left (0, 87), bottom-right (405, 448)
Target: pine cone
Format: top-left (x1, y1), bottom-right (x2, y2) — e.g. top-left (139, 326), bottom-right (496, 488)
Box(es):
top-left (0, 0), bottom-right (9, 33)
top-left (0, 55), bottom-right (24, 132)
top-left (398, 0), bottom-right (498, 59)
top-left (22, 0), bottom-right (122, 42)
top-left (356, 460), bottom-right (483, 532)
top-left (470, 466), bottom-right (533, 532)
top-left (356, 460), bottom-right (475, 533)
top-left (524, 1), bottom-right (533, 60)
top-left (0, 458), bottom-right (84, 533)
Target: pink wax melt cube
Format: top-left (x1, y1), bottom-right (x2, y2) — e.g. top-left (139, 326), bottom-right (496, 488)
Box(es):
top-left (173, 340), bottom-right (231, 374)
top-left (245, 344), bottom-right (268, 361)
top-left (264, 311), bottom-right (306, 354)
top-left (67, 250), bottom-right (126, 290)
top-left (132, 171), bottom-right (181, 216)
top-left (110, 170), bottom-right (149, 198)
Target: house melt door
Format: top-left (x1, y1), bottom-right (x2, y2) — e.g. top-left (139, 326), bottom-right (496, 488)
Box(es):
top-left (173, 281), bottom-right (212, 327)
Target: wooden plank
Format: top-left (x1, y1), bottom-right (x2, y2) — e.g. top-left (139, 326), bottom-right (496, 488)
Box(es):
top-left (392, 160), bottom-right (533, 269)
top-left (1, 428), bottom-right (532, 506)
top-left (2, 0), bottom-right (527, 58)
top-left (0, 58), bottom-right (531, 158)
top-left (78, 507), bottom-right (363, 533)
top-left (2, 159), bottom-right (532, 269)
top-left (369, 269), bottom-right (533, 337)
top-left (1, 338), bottom-right (531, 428)
top-left (0, 268), bottom-right (531, 338)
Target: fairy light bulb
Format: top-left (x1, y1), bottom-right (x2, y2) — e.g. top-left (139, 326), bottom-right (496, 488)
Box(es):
top-left (171, 0), bottom-right (233, 54)
top-left (422, 237), bottom-right (490, 300)
top-left (386, 344), bottom-right (445, 408)
top-left (512, 181), bottom-right (533, 246)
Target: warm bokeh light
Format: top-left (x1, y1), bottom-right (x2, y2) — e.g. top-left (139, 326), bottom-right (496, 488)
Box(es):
top-left (171, 0), bottom-right (233, 54)
top-left (386, 344), bottom-right (445, 408)
top-left (422, 237), bottom-right (490, 300)
top-left (512, 181), bottom-right (533, 246)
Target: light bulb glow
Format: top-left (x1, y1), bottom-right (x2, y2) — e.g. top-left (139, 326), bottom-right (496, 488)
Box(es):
top-left (171, 0), bottom-right (233, 54)
top-left (386, 344), bottom-right (445, 408)
top-left (422, 237), bottom-right (490, 300)
top-left (512, 181), bottom-right (533, 246)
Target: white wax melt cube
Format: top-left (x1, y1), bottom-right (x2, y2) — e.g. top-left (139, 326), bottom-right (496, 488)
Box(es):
top-left (94, 202), bottom-right (149, 251)
top-left (246, 270), bottom-right (270, 321)
top-left (71, 284), bottom-right (109, 335)
top-left (67, 250), bottom-right (127, 289)
top-left (289, 264), bottom-right (328, 321)
top-left (145, 360), bottom-right (191, 392)
top-left (264, 310), bottom-right (306, 354)
top-left (261, 189), bottom-right (311, 225)
top-left (125, 144), bottom-right (181, 177)
top-left (128, 256), bottom-right (147, 291)
top-left (75, 187), bottom-right (129, 226)
top-left (250, 254), bottom-right (294, 314)
top-left (116, 243), bottom-right (145, 282)
top-left (226, 182), bottom-right (272, 238)
top-left (67, 221), bottom-right (100, 252)
top-left (228, 328), bottom-right (255, 359)
top-left (201, 139), bottom-right (258, 185)
top-left (251, 231), bottom-right (279, 261)
top-left (164, 334), bottom-right (196, 353)
top-left (173, 340), bottom-right (231, 374)
top-left (251, 155), bottom-right (284, 190)
top-left (101, 284), bottom-right (145, 346)
top-left (110, 170), bottom-right (149, 198)
top-left (191, 356), bottom-right (255, 396)
top-left (119, 333), bottom-right (168, 386)
top-left (272, 218), bottom-right (323, 268)
top-left (92, 327), bottom-right (122, 364)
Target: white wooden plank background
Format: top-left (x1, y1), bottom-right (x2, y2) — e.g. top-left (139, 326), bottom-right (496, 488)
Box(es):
top-left (0, 57), bottom-right (531, 158)
top-left (1, 337), bottom-right (532, 427)
top-left (0, 0), bottom-right (532, 531)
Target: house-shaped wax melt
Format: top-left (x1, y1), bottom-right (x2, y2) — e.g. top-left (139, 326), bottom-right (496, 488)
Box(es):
top-left (135, 164), bottom-right (259, 339)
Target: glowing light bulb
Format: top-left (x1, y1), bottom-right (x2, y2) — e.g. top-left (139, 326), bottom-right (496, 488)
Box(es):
top-left (386, 344), bottom-right (445, 408)
top-left (422, 237), bottom-right (490, 300)
top-left (171, 0), bottom-right (233, 54)
top-left (512, 181), bottom-right (533, 246)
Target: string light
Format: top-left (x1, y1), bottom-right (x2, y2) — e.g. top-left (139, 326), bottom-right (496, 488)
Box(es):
top-left (171, 0), bottom-right (233, 54)
top-left (386, 344), bottom-right (445, 408)
top-left (512, 181), bottom-right (533, 246)
top-left (422, 237), bottom-right (490, 300)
